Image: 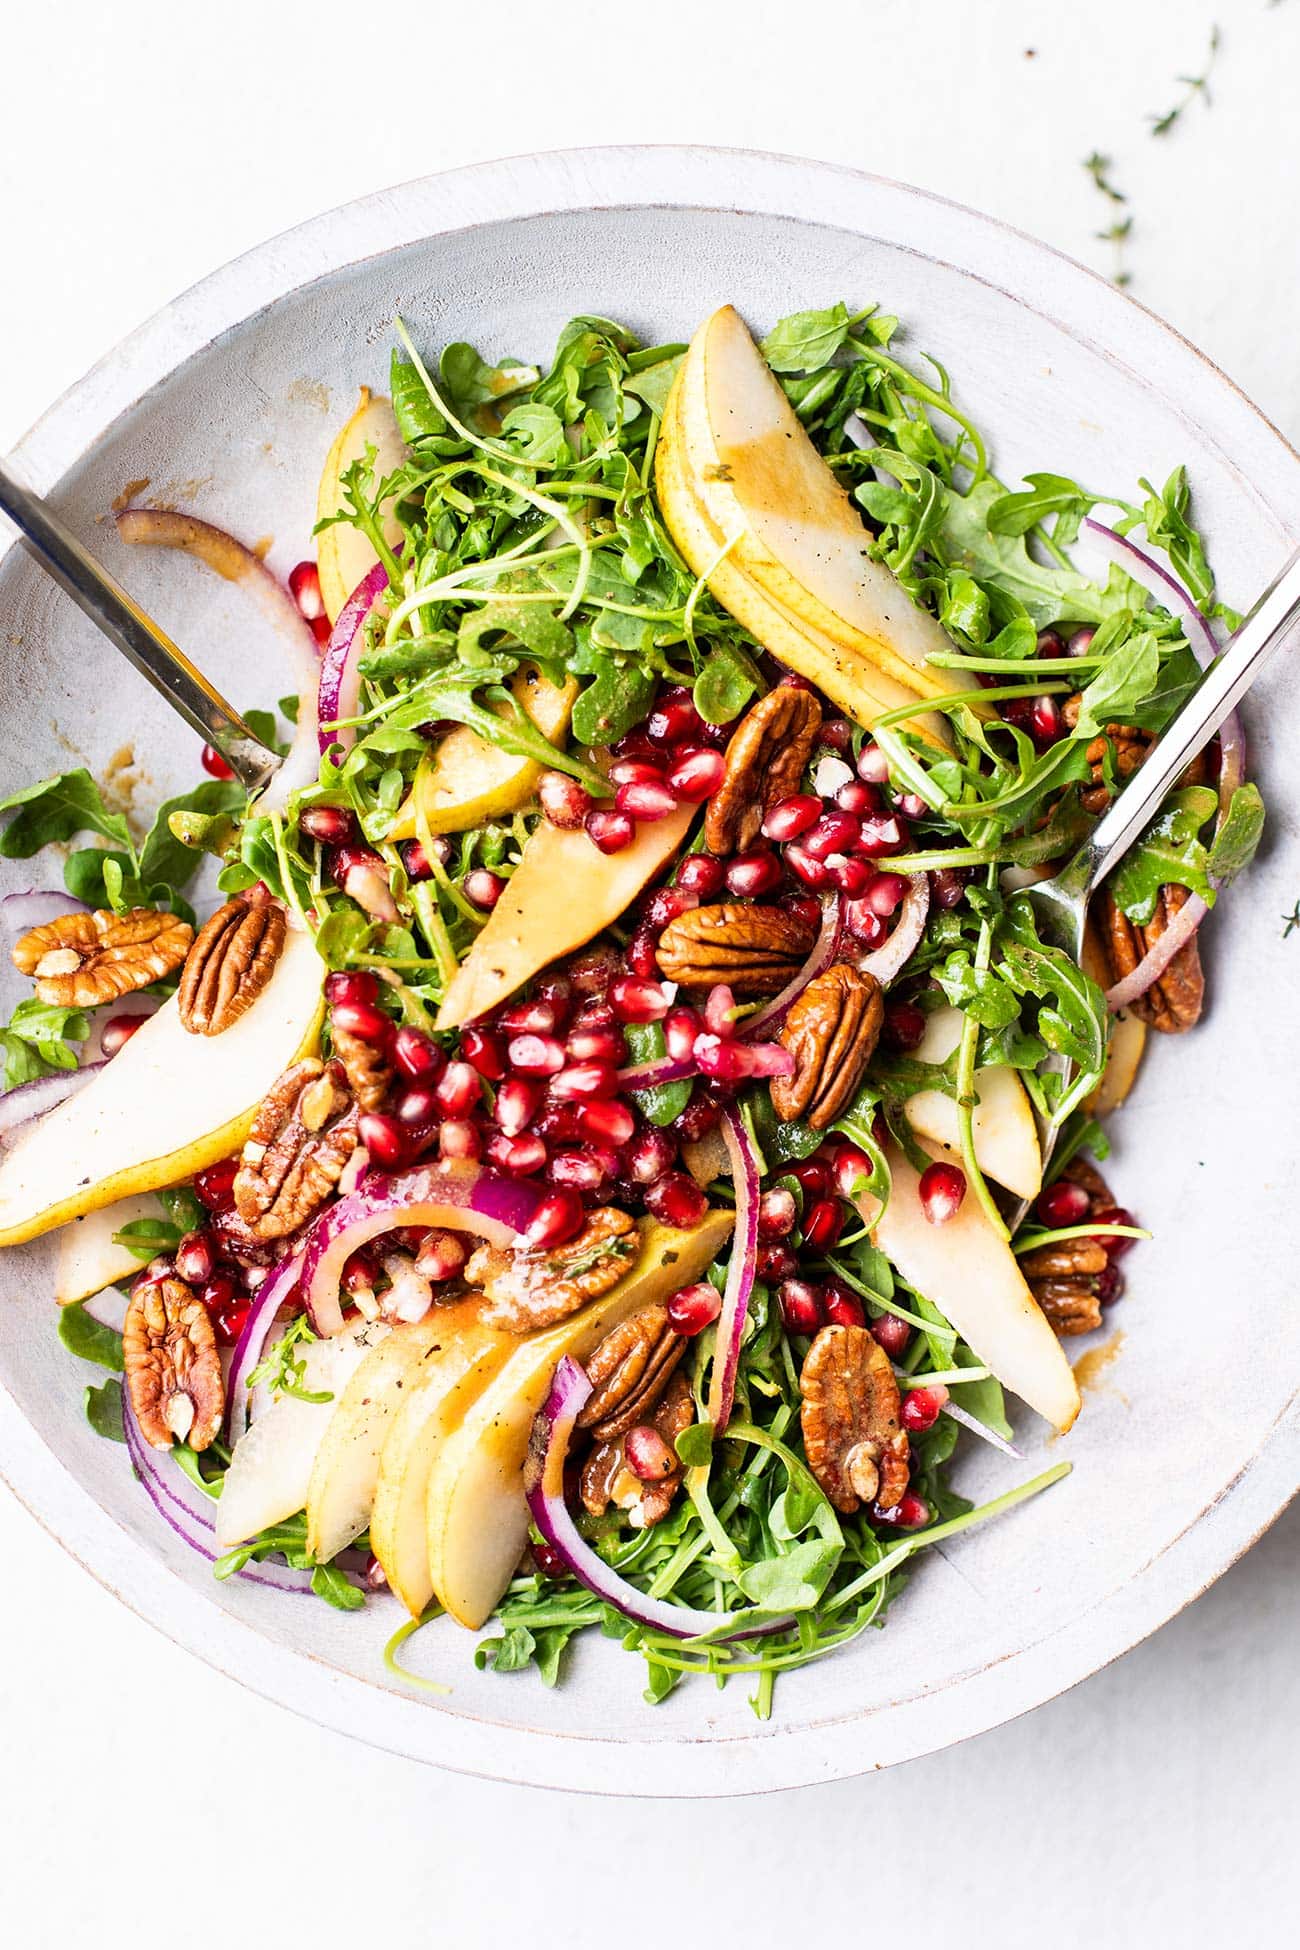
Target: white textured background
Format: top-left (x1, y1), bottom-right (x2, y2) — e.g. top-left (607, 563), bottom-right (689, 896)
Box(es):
top-left (1, 2), bottom-right (1296, 1943)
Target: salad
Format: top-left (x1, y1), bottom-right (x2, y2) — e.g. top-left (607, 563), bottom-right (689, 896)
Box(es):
top-left (0, 300), bottom-right (1264, 1713)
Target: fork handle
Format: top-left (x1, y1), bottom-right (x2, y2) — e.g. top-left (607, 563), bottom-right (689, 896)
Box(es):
top-left (1064, 545), bottom-right (1300, 902)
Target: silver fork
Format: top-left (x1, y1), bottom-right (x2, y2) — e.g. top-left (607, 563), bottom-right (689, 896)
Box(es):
top-left (1006, 544), bottom-right (1300, 1223)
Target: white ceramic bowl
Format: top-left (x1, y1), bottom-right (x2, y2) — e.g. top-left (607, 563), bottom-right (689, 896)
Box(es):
top-left (1, 148), bottom-right (1297, 1796)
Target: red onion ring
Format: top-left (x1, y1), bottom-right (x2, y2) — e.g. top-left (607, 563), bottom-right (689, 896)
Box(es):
top-left (524, 1356), bottom-right (791, 1642)
top-left (1083, 518), bottom-right (1219, 666)
top-left (744, 895), bottom-right (843, 1039)
top-left (116, 506), bottom-right (322, 810)
top-left (859, 873), bottom-right (929, 985)
top-left (0, 889), bottom-right (89, 937)
top-left (705, 1104), bottom-right (760, 1434)
top-left (225, 1248), bottom-right (306, 1444)
top-left (616, 1052), bottom-right (700, 1092)
top-left (317, 560), bottom-right (391, 759)
top-left (0, 1062), bottom-right (104, 1142)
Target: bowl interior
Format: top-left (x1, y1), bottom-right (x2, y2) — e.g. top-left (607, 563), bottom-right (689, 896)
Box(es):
top-left (2, 158), bottom-right (1297, 1793)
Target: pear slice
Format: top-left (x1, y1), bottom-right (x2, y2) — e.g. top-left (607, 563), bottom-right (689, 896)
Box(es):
top-left (426, 1208), bottom-right (734, 1628)
top-left (1081, 921), bottom-right (1146, 1115)
top-left (657, 385), bottom-right (947, 751)
top-left (865, 1141), bottom-right (1079, 1431)
top-left (435, 802), bottom-right (695, 1031)
top-left (902, 1005), bottom-right (1042, 1201)
top-left (387, 667), bottom-right (579, 840)
top-left (54, 1193), bottom-right (160, 1305)
top-left (316, 389), bottom-right (406, 623)
top-left (0, 927), bottom-right (323, 1248)
top-left (216, 1316), bottom-right (391, 1549)
top-left (370, 1300), bottom-right (516, 1617)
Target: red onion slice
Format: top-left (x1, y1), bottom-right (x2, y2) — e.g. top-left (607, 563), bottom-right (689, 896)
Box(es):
top-left (1104, 892), bottom-right (1209, 1012)
top-left (0, 889), bottom-right (89, 938)
top-left (705, 1105), bottom-right (760, 1434)
top-left (116, 506), bottom-right (321, 809)
top-left (317, 560), bottom-right (391, 759)
top-left (225, 1248), bottom-right (306, 1444)
top-left (616, 1051), bottom-right (700, 1092)
top-left (859, 873), bottom-right (929, 985)
top-left (744, 895), bottom-right (843, 1039)
top-left (1082, 517), bottom-right (1219, 666)
top-left (0, 1062), bottom-right (104, 1141)
top-left (524, 1356), bottom-right (791, 1642)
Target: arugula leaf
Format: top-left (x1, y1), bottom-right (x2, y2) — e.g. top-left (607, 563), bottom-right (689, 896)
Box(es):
top-left (310, 1562), bottom-right (365, 1611)
top-left (624, 353), bottom-right (684, 417)
top-left (111, 1217), bottom-right (181, 1262)
top-left (735, 1537), bottom-right (839, 1610)
top-left (0, 998), bottom-right (89, 1087)
top-left (84, 1377), bottom-right (126, 1443)
top-left (623, 1022), bottom-right (692, 1127)
top-left (1071, 630), bottom-right (1160, 740)
top-left (0, 768), bottom-right (133, 859)
top-left (1109, 785), bottom-right (1218, 923)
top-left (139, 779), bottom-right (245, 894)
top-left (986, 472), bottom-right (1104, 545)
top-left (1134, 466), bottom-right (1216, 609)
top-left (1207, 783), bottom-right (1265, 887)
top-left (692, 642), bottom-right (759, 725)
top-left (440, 342), bottom-right (539, 424)
top-left (939, 480), bottom-right (1142, 628)
top-left (58, 1303), bottom-right (124, 1372)
top-left (390, 348), bottom-right (446, 443)
top-left (570, 658), bottom-right (656, 747)
top-left (761, 304), bottom-right (852, 373)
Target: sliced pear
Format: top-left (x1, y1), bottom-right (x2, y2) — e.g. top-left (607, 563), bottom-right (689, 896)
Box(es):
top-left (902, 1005), bottom-right (1042, 1201)
top-left (54, 1193), bottom-right (161, 1304)
top-left (215, 1317), bottom-right (391, 1548)
top-left (387, 667), bottom-right (579, 841)
top-left (864, 1141), bottom-right (1079, 1431)
top-left (427, 1208), bottom-right (734, 1628)
top-left (1081, 921), bottom-right (1146, 1115)
top-left (370, 1300), bottom-right (516, 1617)
top-left (316, 389), bottom-right (406, 623)
top-left (0, 928), bottom-right (323, 1248)
top-left (435, 802), bottom-right (695, 1031)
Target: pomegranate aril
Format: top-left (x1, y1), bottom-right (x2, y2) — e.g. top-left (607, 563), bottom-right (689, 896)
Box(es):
top-left (486, 1131), bottom-right (548, 1176)
top-left (784, 842), bottom-right (832, 890)
top-left (895, 793), bottom-right (928, 820)
top-left (566, 1022), bottom-right (627, 1065)
top-left (289, 559), bottom-right (325, 620)
top-left (392, 1026), bottom-right (444, 1082)
top-left (835, 779), bottom-right (881, 815)
top-left (507, 1032), bottom-right (565, 1076)
top-left (677, 853), bottom-right (726, 897)
top-left (1092, 1206), bottom-right (1138, 1259)
top-left (725, 849), bottom-right (782, 897)
top-left (830, 1144), bottom-right (871, 1199)
top-left (495, 1076), bottom-right (542, 1135)
top-left (643, 1172), bottom-right (707, 1229)
top-left (310, 614), bottom-right (332, 646)
top-left (535, 978), bottom-right (575, 1030)
top-left (434, 1061), bottom-right (483, 1116)
top-left (822, 1281), bottom-right (866, 1328)
top-left (1036, 1180), bottom-right (1092, 1227)
top-left (761, 793), bottom-right (821, 842)
top-left (175, 1231), bottom-right (215, 1285)
top-left (1030, 695), bottom-right (1062, 744)
top-left (778, 1278), bottom-right (824, 1335)
top-left (758, 1187), bottom-right (798, 1239)
top-left (856, 813), bottom-right (908, 857)
top-left (550, 1060), bottom-right (620, 1101)
top-left (330, 998), bottom-right (392, 1044)
top-left (357, 1111), bottom-right (408, 1168)
top-left (576, 1098), bottom-right (636, 1148)
top-left (608, 976), bottom-right (670, 1024)
top-left (667, 1281), bottom-right (722, 1337)
top-left (901, 1384), bottom-right (950, 1433)
top-left (641, 885), bottom-right (698, 932)
top-left (801, 1196), bottom-right (844, 1254)
top-left (827, 854), bottom-right (875, 897)
top-left (300, 804), bottom-right (358, 846)
top-left (863, 871), bottom-right (908, 917)
top-left (870, 1311), bottom-right (912, 1358)
top-left (647, 689), bottom-right (703, 747)
top-left (194, 1159), bottom-right (238, 1211)
top-left (788, 1158), bottom-right (832, 1201)
top-left (530, 1537), bottom-right (569, 1580)
top-left (857, 742), bottom-right (891, 784)
top-left (534, 1100), bottom-right (581, 1144)
top-left (804, 810), bottom-right (861, 861)
top-left (611, 726), bottom-right (659, 762)
top-left (757, 1241), bottom-right (797, 1281)
top-left (624, 1424), bottom-right (676, 1481)
top-left (818, 717), bottom-right (854, 752)
top-left (438, 1118), bottom-right (482, 1161)
top-left (608, 756), bottom-right (667, 788)
top-left (883, 1000), bottom-right (926, 1050)
top-left (626, 926), bottom-right (662, 977)
top-left (1070, 626), bottom-right (1096, 657)
top-left (213, 1297), bottom-right (251, 1346)
top-left (621, 1126), bottom-right (677, 1184)
top-left (324, 969), bottom-right (379, 1008)
top-left (615, 778), bottom-right (679, 821)
top-left (538, 770), bottom-right (594, 829)
top-left (666, 746), bottom-right (726, 800)
top-left (500, 998), bottom-right (560, 1037)
top-left (400, 837), bottom-right (447, 885)
top-left (663, 1005), bottom-right (701, 1061)
top-left (464, 868), bottom-right (505, 910)
top-left (585, 808), bottom-right (636, 855)
top-left (201, 743), bottom-right (235, 781)
top-left (919, 1161), bottom-right (966, 1225)
top-left (1097, 1263), bottom-right (1125, 1307)
top-left (895, 1492), bottom-right (930, 1529)
top-left (100, 1013), bottom-right (145, 1058)
top-left (460, 1026), bottom-right (507, 1080)
top-left (409, 1229), bottom-right (465, 1282)
top-left (525, 1188), bottom-right (585, 1248)
top-left (931, 867), bottom-right (969, 910)
top-left (673, 1088), bottom-right (722, 1141)
top-left (787, 893), bottom-right (824, 935)
top-left (547, 1146), bottom-right (612, 1191)
top-left (844, 900), bottom-right (886, 947)
top-left (343, 1246), bottom-right (381, 1294)
top-left (394, 1080), bottom-right (441, 1127)
top-left (693, 1033), bottom-right (788, 1084)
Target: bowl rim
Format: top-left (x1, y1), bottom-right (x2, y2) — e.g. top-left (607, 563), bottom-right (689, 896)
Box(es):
top-left (2, 144), bottom-right (1297, 1796)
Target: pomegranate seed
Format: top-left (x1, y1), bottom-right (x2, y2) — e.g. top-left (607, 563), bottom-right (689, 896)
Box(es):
top-left (1030, 696), bottom-right (1062, 744)
top-left (757, 1241), bottom-right (798, 1280)
top-left (802, 1197), bottom-right (844, 1254)
top-left (693, 1034), bottom-right (787, 1084)
top-left (401, 837), bottom-right (447, 884)
top-left (526, 1188), bottom-right (585, 1248)
top-left (464, 868), bottom-right (505, 910)
top-left (1036, 629), bottom-right (1065, 660)
top-left (830, 1144), bottom-right (871, 1199)
top-left (547, 1145), bottom-right (611, 1191)
top-left (778, 1278), bottom-right (824, 1335)
top-left (835, 779), bottom-right (881, 815)
top-left (507, 1032), bottom-right (565, 1076)
top-left (213, 1296), bottom-right (251, 1346)
top-left (1097, 1263), bottom-right (1125, 1306)
top-left (324, 969), bottom-right (379, 1008)
top-left (500, 998), bottom-right (560, 1037)
top-left (550, 1060), bottom-right (620, 1101)
top-left (758, 1187), bottom-right (798, 1239)
top-left (673, 1088), bottom-right (722, 1141)
top-left (812, 754), bottom-right (854, 798)
top-left (612, 726), bottom-right (659, 762)
top-left (1036, 1181), bottom-right (1092, 1227)
top-left (895, 1492), bottom-right (931, 1529)
top-left (788, 1158), bottom-right (832, 1200)
top-left (624, 1425), bottom-right (676, 1481)
top-left (823, 1281), bottom-right (866, 1328)
top-left (622, 1126), bottom-right (677, 1183)
top-left (643, 1172), bottom-right (707, 1229)
top-left (761, 794), bottom-right (821, 842)
top-left (1070, 626), bottom-right (1096, 657)
top-left (585, 808), bottom-right (636, 854)
top-left (818, 717), bottom-right (854, 752)
top-left (871, 1312), bottom-right (912, 1358)
top-left (414, 1230), bottom-right (467, 1281)
top-left (931, 867), bottom-right (969, 910)
top-left (784, 842), bottom-right (832, 889)
top-left (857, 742), bottom-right (891, 784)
top-left (804, 810), bottom-right (861, 861)
top-left (667, 1281), bottom-right (721, 1336)
top-left (495, 1076), bottom-right (542, 1135)
top-left (677, 853), bottom-right (726, 897)
top-left (357, 1111), bottom-right (408, 1168)
top-left (343, 1246), bottom-right (381, 1294)
top-left (331, 842), bottom-right (389, 885)
top-left (535, 978), bottom-right (575, 1030)
top-left (538, 770), bottom-right (594, 829)
top-left (615, 778), bottom-right (679, 821)
top-left (566, 1022), bottom-right (627, 1065)
top-left (460, 1027), bottom-right (507, 1079)
top-left (289, 560), bottom-right (324, 620)
top-left (310, 614), bottom-right (332, 647)
top-left (647, 690), bottom-right (703, 747)
top-left (201, 743), bottom-right (235, 781)
top-left (438, 1118), bottom-right (482, 1161)
top-left (576, 1098), bottom-right (636, 1147)
top-left (392, 1026), bottom-right (444, 1082)
top-left (896, 793), bottom-right (928, 820)
top-left (486, 1131), bottom-right (548, 1176)
top-left (666, 747), bottom-right (726, 800)
top-left (100, 1013), bottom-right (145, 1058)
top-left (863, 871), bottom-right (908, 917)
top-left (394, 1080), bottom-right (441, 1127)
top-left (608, 976), bottom-right (669, 1024)
top-left (704, 984), bottom-right (737, 1035)
top-left (856, 813), bottom-right (908, 857)
top-left (626, 926), bottom-right (662, 977)
top-left (608, 757), bottom-right (667, 788)
top-left (534, 1100), bottom-right (582, 1143)
top-left (331, 998), bottom-right (392, 1044)
top-left (844, 900), bottom-right (886, 947)
top-left (174, 1231), bottom-right (215, 1285)
top-left (663, 1006), bottom-right (701, 1061)
top-left (919, 1161), bottom-right (966, 1225)
top-left (827, 854), bottom-right (875, 897)
top-left (299, 804), bottom-right (357, 846)
top-left (434, 1061), bottom-right (483, 1116)
top-left (725, 849), bottom-right (783, 897)
top-left (1092, 1206), bottom-right (1138, 1259)
top-left (194, 1159), bottom-right (238, 1211)
top-left (530, 1537), bottom-right (569, 1580)
top-left (902, 1384), bottom-right (950, 1433)
top-left (883, 1001), bottom-right (926, 1050)
top-left (641, 885), bottom-right (699, 932)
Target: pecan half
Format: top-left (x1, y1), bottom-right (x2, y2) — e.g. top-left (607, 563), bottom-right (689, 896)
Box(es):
top-left (1103, 884), bottom-right (1204, 1032)
top-left (770, 963), bottom-right (883, 1130)
top-left (12, 906), bottom-right (192, 1007)
top-left (580, 1369), bottom-right (693, 1528)
top-left (123, 1275), bottom-right (224, 1451)
top-left (656, 902), bottom-right (817, 993)
top-left (233, 1057), bottom-right (359, 1239)
top-left (465, 1207), bottom-right (639, 1333)
top-left (705, 687), bottom-right (822, 854)
top-left (178, 900), bottom-right (286, 1035)
top-left (332, 1021), bottom-right (393, 1112)
top-left (1063, 698), bottom-right (1210, 815)
top-left (800, 1323), bottom-right (909, 1514)
top-left (1024, 1157), bottom-right (1127, 1337)
top-left (577, 1302), bottom-right (686, 1441)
